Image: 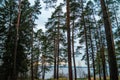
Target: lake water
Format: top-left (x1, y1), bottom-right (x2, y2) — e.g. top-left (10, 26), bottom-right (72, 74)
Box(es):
top-left (39, 66), bottom-right (91, 79)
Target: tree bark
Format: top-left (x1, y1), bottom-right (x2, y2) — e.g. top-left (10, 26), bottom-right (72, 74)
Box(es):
top-left (83, 16), bottom-right (91, 80)
top-left (100, 0), bottom-right (119, 80)
top-left (31, 18), bottom-right (34, 80)
top-left (13, 0), bottom-right (21, 80)
top-left (54, 37), bottom-right (57, 80)
top-left (101, 46), bottom-right (106, 80)
top-left (92, 11), bottom-right (102, 80)
top-left (81, 0), bottom-right (91, 80)
top-left (72, 16), bottom-right (77, 80)
top-left (88, 24), bottom-right (96, 80)
top-left (56, 14), bottom-right (60, 80)
top-left (66, 0), bottom-right (73, 80)
top-left (42, 55), bottom-right (45, 80)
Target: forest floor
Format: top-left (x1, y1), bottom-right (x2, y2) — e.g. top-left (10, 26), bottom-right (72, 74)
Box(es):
top-left (24, 76), bottom-right (120, 80)
top-left (46, 76), bottom-right (120, 80)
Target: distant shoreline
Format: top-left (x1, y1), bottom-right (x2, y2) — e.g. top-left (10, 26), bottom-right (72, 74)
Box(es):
top-left (39, 66), bottom-right (88, 68)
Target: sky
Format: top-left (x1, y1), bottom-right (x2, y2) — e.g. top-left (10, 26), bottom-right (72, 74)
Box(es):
top-left (29, 0), bottom-right (86, 67)
top-left (29, 0), bottom-right (64, 32)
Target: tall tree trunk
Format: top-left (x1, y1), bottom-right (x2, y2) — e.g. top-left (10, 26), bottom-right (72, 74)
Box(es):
top-left (72, 17), bottom-right (77, 80)
top-left (56, 15), bottom-right (60, 80)
top-left (101, 46), bottom-right (106, 80)
top-left (98, 24), bottom-right (105, 80)
top-left (43, 65), bottom-right (46, 80)
top-left (81, 0), bottom-right (91, 80)
top-left (8, 1), bottom-right (12, 79)
top-left (88, 25), bottom-right (96, 80)
top-left (31, 18), bottom-right (34, 80)
top-left (83, 16), bottom-right (91, 80)
top-left (105, 0), bottom-right (119, 28)
top-left (98, 23), bottom-right (107, 80)
top-left (54, 37), bottom-right (57, 80)
top-left (42, 55), bottom-right (45, 80)
top-left (100, 0), bottom-right (119, 80)
top-left (35, 49), bottom-right (39, 79)
top-left (92, 11), bottom-right (102, 80)
top-left (98, 54), bottom-right (102, 80)
top-left (94, 32), bottom-right (102, 80)
top-left (42, 64), bottom-right (45, 80)
top-left (66, 0), bottom-right (73, 80)
top-left (13, 0), bottom-right (21, 80)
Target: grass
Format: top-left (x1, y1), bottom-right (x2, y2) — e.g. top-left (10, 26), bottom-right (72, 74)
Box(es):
top-left (47, 78), bottom-right (87, 80)
top-left (18, 76), bottom-right (120, 80)
top-left (48, 76), bottom-right (120, 80)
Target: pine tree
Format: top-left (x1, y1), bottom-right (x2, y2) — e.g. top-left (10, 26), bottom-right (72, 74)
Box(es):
top-left (0, 0), bottom-right (41, 80)
top-left (81, 0), bottom-right (91, 79)
top-left (100, 0), bottom-right (119, 79)
top-left (66, 0), bottom-right (73, 80)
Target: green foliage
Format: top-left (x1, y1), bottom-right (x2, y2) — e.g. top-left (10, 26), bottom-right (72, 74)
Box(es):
top-left (0, 0), bottom-right (41, 79)
top-left (0, 0), bottom-right (120, 79)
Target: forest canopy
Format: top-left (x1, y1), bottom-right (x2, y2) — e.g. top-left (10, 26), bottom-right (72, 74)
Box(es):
top-left (0, 0), bottom-right (120, 80)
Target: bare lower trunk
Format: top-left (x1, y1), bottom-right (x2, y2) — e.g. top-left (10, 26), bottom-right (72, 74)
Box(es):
top-left (98, 58), bottom-right (102, 80)
top-left (56, 15), bottom-right (60, 80)
top-left (31, 21), bottom-right (34, 80)
top-left (54, 37), bottom-right (57, 79)
top-left (100, 0), bottom-right (118, 80)
top-left (72, 18), bottom-right (77, 80)
top-left (101, 46), bottom-right (106, 80)
top-left (42, 65), bottom-right (45, 80)
top-left (35, 54), bottom-right (39, 79)
top-left (13, 0), bottom-right (21, 80)
top-left (88, 25), bottom-right (96, 80)
top-left (42, 56), bottom-right (45, 80)
top-left (92, 11), bottom-right (102, 80)
top-left (66, 0), bottom-right (73, 80)
top-left (95, 34), bottom-right (102, 80)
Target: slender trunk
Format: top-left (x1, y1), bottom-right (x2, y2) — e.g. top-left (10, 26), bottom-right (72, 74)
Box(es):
top-left (72, 17), bottom-right (77, 80)
top-left (41, 58), bottom-right (44, 79)
top-left (42, 56), bottom-right (45, 80)
top-left (94, 32), bottom-right (102, 80)
top-left (66, 0), bottom-right (73, 80)
top-left (98, 24), bottom-right (104, 80)
top-left (88, 25), bottom-right (96, 80)
top-left (56, 15), bottom-right (60, 80)
top-left (43, 65), bottom-right (46, 80)
top-left (36, 50), bottom-right (39, 79)
top-left (83, 16), bottom-right (91, 80)
top-left (101, 46), bottom-right (106, 80)
top-left (81, 0), bottom-right (91, 80)
top-left (95, 38), bottom-right (102, 80)
top-left (42, 65), bottom-right (45, 80)
top-left (13, 0), bottom-right (21, 80)
top-left (98, 55), bottom-right (102, 80)
top-left (8, 2), bottom-right (12, 79)
top-left (54, 37), bottom-right (57, 79)
top-left (92, 11), bottom-right (102, 80)
top-left (100, 0), bottom-right (118, 80)
top-left (31, 20), bottom-right (34, 80)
